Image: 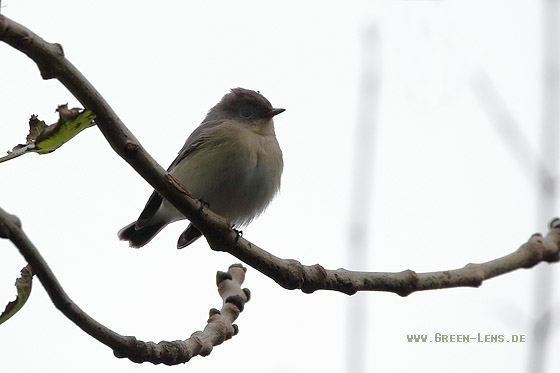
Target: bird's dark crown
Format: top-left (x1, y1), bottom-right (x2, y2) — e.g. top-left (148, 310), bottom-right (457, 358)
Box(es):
top-left (207, 88), bottom-right (275, 121)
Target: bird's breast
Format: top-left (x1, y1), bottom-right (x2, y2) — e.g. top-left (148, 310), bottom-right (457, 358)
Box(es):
top-left (169, 124), bottom-right (283, 225)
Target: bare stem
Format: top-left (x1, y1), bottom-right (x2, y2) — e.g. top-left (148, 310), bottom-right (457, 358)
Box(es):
top-left (0, 206), bottom-right (249, 365)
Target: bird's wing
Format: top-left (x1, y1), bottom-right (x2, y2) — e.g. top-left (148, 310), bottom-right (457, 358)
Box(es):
top-left (135, 120), bottom-right (225, 227)
top-left (167, 119), bottom-right (225, 170)
top-left (136, 190), bottom-right (164, 228)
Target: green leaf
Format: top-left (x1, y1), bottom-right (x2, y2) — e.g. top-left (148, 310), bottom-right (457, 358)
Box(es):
top-left (0, 265), bottom-right (34, 325)
top-left (0, 105), bottom-right (96, 163)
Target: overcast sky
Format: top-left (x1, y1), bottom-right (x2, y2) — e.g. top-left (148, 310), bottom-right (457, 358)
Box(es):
top-left (1, 1), bottom-right (559, 372)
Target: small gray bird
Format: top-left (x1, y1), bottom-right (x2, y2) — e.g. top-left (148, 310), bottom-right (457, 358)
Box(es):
top-left (118, 88), bottom-right (284, 248)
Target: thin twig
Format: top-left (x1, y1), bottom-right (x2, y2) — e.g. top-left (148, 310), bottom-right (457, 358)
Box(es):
top-left (0, 206), bottom-right (249, 365)
top-left (208, 219), bottom-right (560, 296)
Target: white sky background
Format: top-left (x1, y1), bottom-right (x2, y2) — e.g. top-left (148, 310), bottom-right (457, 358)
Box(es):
top-left (0, 0), bottom-right (558, 372)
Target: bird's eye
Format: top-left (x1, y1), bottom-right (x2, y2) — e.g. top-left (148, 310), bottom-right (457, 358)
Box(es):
top-left (239, 107), bottom-right (254, 118)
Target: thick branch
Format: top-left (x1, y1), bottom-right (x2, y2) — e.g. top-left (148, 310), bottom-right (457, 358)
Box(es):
top-left (209, 219), bottom-right (560, 296)
top-left (0, 206), bottom-right (249, 365)
top-left (1, 14), bottom-right (559, 298)
top-left (0, 14), bottom-right (238, 256)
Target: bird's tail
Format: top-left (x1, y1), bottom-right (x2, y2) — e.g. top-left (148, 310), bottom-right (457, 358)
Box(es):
top-left (118, 221), bottom-right (167, 248)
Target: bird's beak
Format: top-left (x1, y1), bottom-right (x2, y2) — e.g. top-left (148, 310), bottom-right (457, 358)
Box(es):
top-left (265, 108), bottom-right (286, 118)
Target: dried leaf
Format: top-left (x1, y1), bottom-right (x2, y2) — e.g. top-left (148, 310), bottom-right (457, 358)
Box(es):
top-left (26, 115), bottom-right (48, 143)
top-left (0, 265), bottom-right (34, 325)
top-left (0, 105), bottom-right (96, 163)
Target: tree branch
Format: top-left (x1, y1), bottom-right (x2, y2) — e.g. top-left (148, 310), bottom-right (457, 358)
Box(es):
top-left (210, 219), bottom-right (560, 296)
top-left (0, 206), bottom-right (249, 365)
top-left (1, 14), bottom-right (559, 301)
top-left (0, 13), bottom-right (241, 259)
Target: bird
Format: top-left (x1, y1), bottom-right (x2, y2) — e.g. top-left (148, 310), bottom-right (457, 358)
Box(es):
top-left (118, 88), bottom-right (284, 249)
